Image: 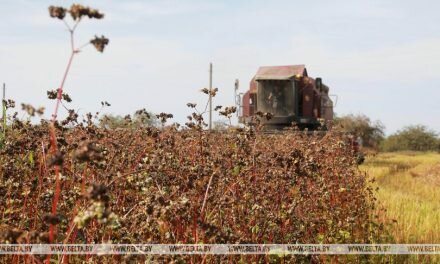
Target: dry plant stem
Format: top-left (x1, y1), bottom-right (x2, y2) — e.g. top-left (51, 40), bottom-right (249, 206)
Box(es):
top-left (77, 42), bottom-right (91, 51)
top-left (123, 204), bottom-right (139, 219)
top-left (48, 21), bottom-right (78, 244)
top-left (59, 205), bottom-right (80, 264)
top-left (200, 170), bottom-right (216, 217)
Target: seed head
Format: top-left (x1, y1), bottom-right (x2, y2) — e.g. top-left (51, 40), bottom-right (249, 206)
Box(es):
top-left (90, 35), bottom-right (109, 53)
top-left (49, 6), bottom-right (67, 19)
top-left (69, 4), bottom-right (104, 21)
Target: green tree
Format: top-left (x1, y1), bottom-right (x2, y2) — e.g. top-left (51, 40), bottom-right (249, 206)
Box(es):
top-left (213, 120), bottom-right (229, 131)
top-left (334, 114), bottom-right (385, 148)
top-left (381, 125), bottom-right (439, 152)
top-left (99, 110), bottom-right (158, 129)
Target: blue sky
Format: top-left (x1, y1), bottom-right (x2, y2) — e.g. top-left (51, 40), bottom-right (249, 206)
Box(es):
top-left (1, 0), bottom-right (439, 134)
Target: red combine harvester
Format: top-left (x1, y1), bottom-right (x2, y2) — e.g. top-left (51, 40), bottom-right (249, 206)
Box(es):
top-left (236, 65), bottom-right (334, 130)
top-left (235, 65), bottom-right (364, 163)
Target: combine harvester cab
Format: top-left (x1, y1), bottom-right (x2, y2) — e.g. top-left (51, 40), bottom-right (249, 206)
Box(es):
top-left (238, 65), bottom-right (334, 130)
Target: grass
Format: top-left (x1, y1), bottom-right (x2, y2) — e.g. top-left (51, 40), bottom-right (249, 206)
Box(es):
top-left (361, 151), bottom-right (440, 263)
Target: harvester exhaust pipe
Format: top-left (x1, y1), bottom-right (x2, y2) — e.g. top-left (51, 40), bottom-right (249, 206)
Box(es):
top-left (315, 77), bottom-right (323, 92)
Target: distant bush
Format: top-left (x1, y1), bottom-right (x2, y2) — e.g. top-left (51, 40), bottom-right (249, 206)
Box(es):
top-left (334, 114), bottom-right (385, 149)
top-left (380, 125), bottom-right (439, 152)
top-left (99, 110), bottom-right (158, 128)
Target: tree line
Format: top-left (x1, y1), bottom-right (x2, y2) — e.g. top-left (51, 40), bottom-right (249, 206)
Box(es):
top-left (334, 114), bottom-right (440, 152)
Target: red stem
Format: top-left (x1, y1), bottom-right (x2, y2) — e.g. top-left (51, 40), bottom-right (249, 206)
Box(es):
top-left (50, 51), bottom-right (75, 125)
top-left (48, 29), bottom-right (76, 245)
